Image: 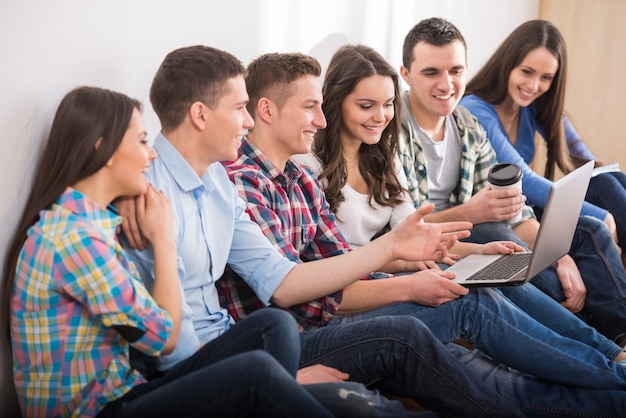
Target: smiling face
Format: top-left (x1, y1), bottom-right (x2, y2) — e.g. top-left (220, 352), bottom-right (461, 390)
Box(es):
top-left (109, 107), bottom-right (155, 197)
top-left (507, 46), bottom-right (559, 108)
top-left (271, 74), bottom-right (326, 160)
top-left (339, 74), bottom-right (395, 148)
top-left (400, 39), bottom-right (466, 125)
top-left (202, 75), bottom-right (255, 163)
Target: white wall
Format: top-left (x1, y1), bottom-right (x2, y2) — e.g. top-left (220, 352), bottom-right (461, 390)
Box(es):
top-left (0, 0), bottom-right (538, 415)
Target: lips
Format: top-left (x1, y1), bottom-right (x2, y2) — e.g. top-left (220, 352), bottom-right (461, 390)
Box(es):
top-left (518, 87), bottom-right (535, 100)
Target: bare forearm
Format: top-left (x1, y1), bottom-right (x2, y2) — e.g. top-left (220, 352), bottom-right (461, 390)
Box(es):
top-left (449, 241), bottom-right (483, 258)
top-left (272, 235), bottom-right (394, 307)
top-left (335, 278), bottom-right (411, 315)
top-left (150, 240), bottom-right (181, 353)
top-left (424, 205), bottom-right (475, 223)
top-left (512, 219), bottom-right (539, 250)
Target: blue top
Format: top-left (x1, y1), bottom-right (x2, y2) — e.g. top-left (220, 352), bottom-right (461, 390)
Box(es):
top-left (124, 133), bottom-right (297, 369)
top-left (460, 94), bottom-right (607, 221)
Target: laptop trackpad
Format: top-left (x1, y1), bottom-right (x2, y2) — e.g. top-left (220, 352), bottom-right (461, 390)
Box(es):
top-left (448, 254), bottom-right (501, 279)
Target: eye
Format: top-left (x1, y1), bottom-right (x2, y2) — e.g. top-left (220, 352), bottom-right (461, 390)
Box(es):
top-left (521, 68), bottom-right (532, 75)
top-left (360, 104), bottom-right (373, 110)
top-left (541, 75), bottom-right (554, 82)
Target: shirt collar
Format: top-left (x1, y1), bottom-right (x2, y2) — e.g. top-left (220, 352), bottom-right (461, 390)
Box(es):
top-left (240, 137), bottom-right (303, 182)
top-left (56, 187), bottom-right (122, 233)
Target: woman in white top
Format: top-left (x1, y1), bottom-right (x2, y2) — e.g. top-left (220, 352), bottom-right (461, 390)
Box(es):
top-left (304, 44), bottom-right (518, 272)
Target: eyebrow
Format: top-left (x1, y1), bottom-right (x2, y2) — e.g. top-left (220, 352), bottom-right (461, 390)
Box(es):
top-left (354, 96), bottom-right (395, 103)
top-left (419, 65), bottom-right (465, 73)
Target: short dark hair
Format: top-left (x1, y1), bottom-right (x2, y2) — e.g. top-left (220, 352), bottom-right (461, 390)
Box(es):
top-left (245, 52), bottom-right (321, 116)
top-left (150, 45), bottom-right (245, 131)
top-left (402, 17), bottom-right (467, 68)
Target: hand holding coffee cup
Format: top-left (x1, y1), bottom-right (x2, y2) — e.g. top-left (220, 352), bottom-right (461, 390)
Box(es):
top-left (488, 163), bottom-right (523, 224)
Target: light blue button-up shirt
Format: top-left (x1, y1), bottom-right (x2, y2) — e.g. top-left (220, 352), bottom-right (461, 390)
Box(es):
top-left (125, 133), bottom-right (297, 369)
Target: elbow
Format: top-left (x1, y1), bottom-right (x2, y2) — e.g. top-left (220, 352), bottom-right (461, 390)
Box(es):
top-left (161, 341), bottom-right (176, 355)
top-left (270, 288), bottom-right (294, 308)
top-left (161, 328), bottom-right (180, 355)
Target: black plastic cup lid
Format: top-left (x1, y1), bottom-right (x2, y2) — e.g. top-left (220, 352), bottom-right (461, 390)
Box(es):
top-left (488, 163), bottom-right (522, 186)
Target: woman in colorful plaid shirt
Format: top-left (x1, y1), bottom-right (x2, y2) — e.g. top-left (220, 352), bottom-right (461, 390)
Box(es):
top-left (2, 86), bottom-right (332, 418)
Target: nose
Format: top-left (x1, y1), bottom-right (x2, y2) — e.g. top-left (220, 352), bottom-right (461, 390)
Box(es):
top-left (149, 147), bottom-right (157, 161)
top-left (528, 77), bottom-right (540, 92)
top-left (372, 106), bottom-right (386, 123)
top-left (243, 108), bottom-right (255, 130)
top-left (314, 108), bottom-right (327, 129)
top-left (439, 73), bottom-right (455, 92)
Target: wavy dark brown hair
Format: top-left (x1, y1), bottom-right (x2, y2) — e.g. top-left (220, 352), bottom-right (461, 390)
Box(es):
top-left (3, 86), bottom-right (141, 338)
top-left (465, 19), bottom-right (573, 179)
top-left (313, 44), bottom-right (404, 214)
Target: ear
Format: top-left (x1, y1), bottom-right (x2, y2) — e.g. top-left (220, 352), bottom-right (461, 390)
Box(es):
top-left (189, 101), bottom-right (207, 130)
top-left (256, 97), bottom-right (275, 125)
top-left (399, 66), bottom-right (411, 86)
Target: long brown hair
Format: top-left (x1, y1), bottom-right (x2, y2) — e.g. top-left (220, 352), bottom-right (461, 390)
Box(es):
top-left (3, 86), bottom-right (141, 338)
top-left (313, 44), bottom-right (404, 213)
top-left (466, 19), bottom-right (573, 179)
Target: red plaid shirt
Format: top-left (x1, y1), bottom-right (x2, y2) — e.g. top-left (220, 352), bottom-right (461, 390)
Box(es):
top-left (219, 139), bottom-right (355, 329)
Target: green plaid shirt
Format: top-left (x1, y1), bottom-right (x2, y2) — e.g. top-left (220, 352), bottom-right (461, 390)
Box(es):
top-left (398, 93), bottom-right (534, 223)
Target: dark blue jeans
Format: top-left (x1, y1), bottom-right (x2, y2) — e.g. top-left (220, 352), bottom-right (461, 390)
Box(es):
top-left (97, 309), bottom-right (333, 418)
top-left (586, 171), bottom-right (626, 248)
top-left (464, 218), bottom-right (626, 343)
top-left (447, 343), bottom-right (626, 417)
top-left (300, 315), bottom-right (524, 418)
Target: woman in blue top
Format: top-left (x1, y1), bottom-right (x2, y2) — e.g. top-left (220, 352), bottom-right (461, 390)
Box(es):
top-left (461, 19), bottom-right (626, 263)
top-left (2, 86), bottom-right (331, 418)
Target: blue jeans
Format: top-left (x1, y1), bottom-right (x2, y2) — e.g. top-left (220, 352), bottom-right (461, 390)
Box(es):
top-left (332, 288), bottom-right (626, 390)
top-left (533, 216), bottom-right (626, 342)
top-left (587, 171), bottom-right (626, 247)
top-left (300, 315), bottom-right (524, 417)
top-left (97, 309), bottom-right (333, 418)
top-left (304, 382), bottom-right (437, 418)
top-left (464, 219), bottom-right (626, 343)
top-left (497, 284), bottom-right (621, 358)
top-left (447, 343), bottom-right (626, 417)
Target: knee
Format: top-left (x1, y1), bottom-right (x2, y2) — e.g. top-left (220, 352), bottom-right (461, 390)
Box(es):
top-left (577, 215), bottom-right (611, 238)
top-left (250, 308), bottom-right (297, 329)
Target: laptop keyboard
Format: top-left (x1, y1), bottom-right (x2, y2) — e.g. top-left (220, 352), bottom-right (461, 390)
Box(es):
top-left (466, 253), bottom-right (533, 281)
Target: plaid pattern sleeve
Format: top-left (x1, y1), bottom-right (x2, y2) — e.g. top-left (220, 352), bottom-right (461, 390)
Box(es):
top-left (398, 102), bottom-right (535, 223)
top-left (10, 189), bottom-right (171, 418)
top-left (219, 140), bottom-right (348, 329)
top-left (455, 106), bottom-right (535, 223)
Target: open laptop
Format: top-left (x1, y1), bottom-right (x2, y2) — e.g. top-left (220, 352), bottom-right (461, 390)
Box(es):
top-left (447, 160), bottom-right (594, 287)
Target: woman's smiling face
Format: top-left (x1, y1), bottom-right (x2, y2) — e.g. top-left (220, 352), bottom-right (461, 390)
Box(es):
top-left (507, 46), bottom-right (559, 108)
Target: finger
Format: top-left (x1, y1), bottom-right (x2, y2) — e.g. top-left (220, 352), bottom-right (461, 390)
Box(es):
top-left (414, 203), bottom-right (436, 219)
top-left (439, 221), bottom-right (473, 234)
top-left (424, 260), bottom-right (441, 269)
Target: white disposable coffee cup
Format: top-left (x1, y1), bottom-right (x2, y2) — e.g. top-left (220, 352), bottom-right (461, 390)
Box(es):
top-left (488, 163), bottom-right (523, 224)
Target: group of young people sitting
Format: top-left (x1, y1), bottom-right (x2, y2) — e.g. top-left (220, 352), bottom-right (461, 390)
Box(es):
top-left (3, 16), bottom-right (626, 418)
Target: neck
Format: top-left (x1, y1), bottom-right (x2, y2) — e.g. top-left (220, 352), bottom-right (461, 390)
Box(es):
top-left (72, 174), bottom-right (113, 209)
top-left (163, 127), bottom-right (214, 177)
top-left (408, 95), bottom-right (446, 141)
top-left (495, 95), bottom-right (520, 119)
top-left (246, 129), bottom-right (289, 172)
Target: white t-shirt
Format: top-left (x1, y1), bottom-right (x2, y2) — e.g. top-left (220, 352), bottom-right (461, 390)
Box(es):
top-left (295, 152), bottom-right (415, 249)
